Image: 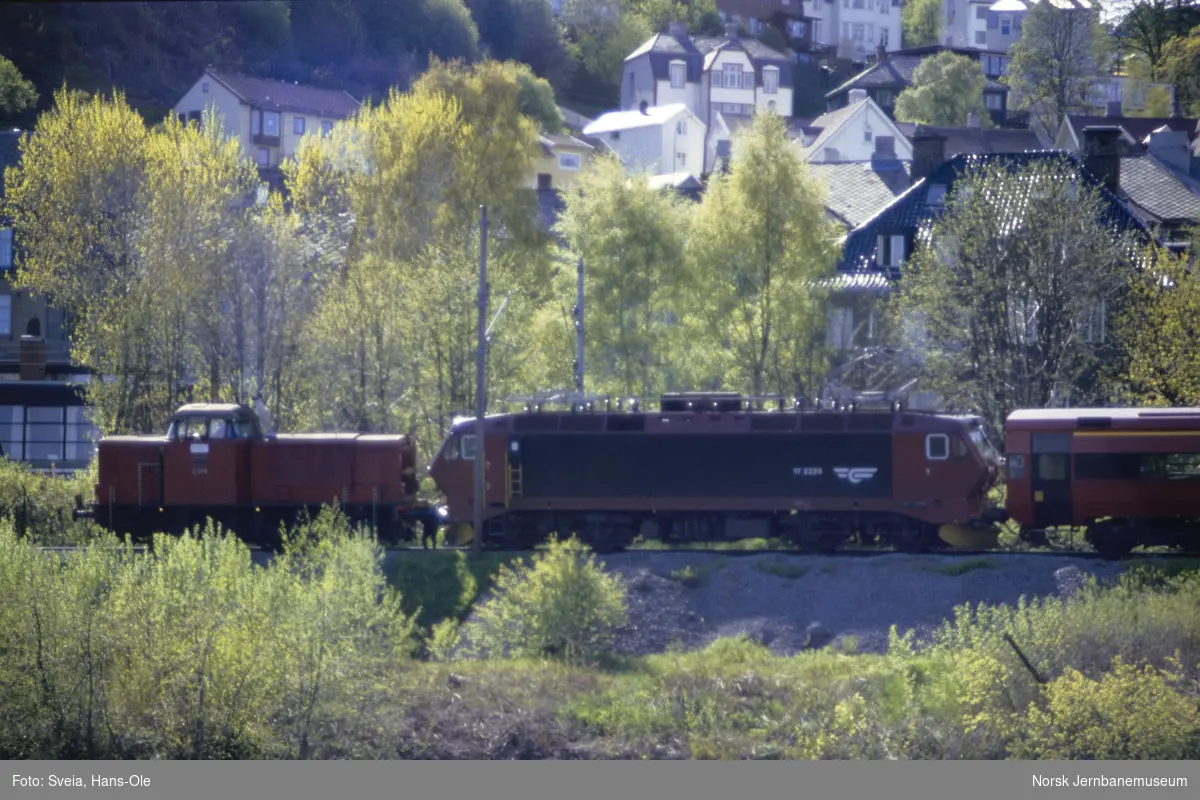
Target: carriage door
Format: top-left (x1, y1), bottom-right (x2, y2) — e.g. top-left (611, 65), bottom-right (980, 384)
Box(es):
top-left (1030, 433), bottom-right (1073, 528)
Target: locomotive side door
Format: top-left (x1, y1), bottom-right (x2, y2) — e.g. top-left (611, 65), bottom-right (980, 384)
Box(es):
top-left (1029, 432), bottom-right (1073, 528)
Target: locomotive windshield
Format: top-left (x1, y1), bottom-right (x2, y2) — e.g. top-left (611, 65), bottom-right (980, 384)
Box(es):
top-left (969, 427), bottom-right (1001, 463)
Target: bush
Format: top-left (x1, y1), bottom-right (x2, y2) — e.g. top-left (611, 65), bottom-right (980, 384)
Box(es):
top-left (459, 536), bottom-right (628, 665)
top-left (0, 508), bottom-right (418, 759)
top-left (0, 456), bottom-right (99, 545)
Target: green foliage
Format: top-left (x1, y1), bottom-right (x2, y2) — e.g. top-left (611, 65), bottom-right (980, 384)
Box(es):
top-left (0, 55), bottom-right (37, 121)
top-left (891, 157), bottom-right (1136, 436)
top-left (901, 0), bottom-right (941, 48)
top-left (384, 550), bottom-right (520, 629)
top-left (1116, 241), bottom-right (1200, 405)
top-left (556, 154), bottom-right (694, 399)
top-left (0, 457), bottom-right (99, 546)
top-left (0, 510), bottom-right (417, 759)
top-left (459, 536), bottom-right (628, 665)
top-left (922, 558), bottom-right (995, 577)
top-left (1012, 657), bottom-right (1200, 759)
top-left (687, 111), bottom-right (840, 398)
top-left (895, 51), bottom-right (991, 126)
top-left (1005, 2), bottom-right (1113, 141)
top-left (1161, 25), bottom-right (1200, 115)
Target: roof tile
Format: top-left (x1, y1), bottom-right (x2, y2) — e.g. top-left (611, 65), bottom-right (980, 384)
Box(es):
top-left (207, 69), bottom-right (361, 119)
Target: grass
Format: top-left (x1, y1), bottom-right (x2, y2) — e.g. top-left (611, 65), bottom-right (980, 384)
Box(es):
top-left (383, 550), bottom-right (524, 630)
top-left (666, 562), bottom-right (725, 588)
top-left (922, 558), bottom-right (997, 577)
top-left (755, 557), bottom-right (809, 580)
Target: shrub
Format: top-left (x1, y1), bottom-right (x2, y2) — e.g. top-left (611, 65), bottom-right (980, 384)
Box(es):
top-left (0, 456), bottom-right (99, 545)
top-left (459, 535), bottom-right (628, 665)
top-left (1012, 657), bottom-right (1200, 759)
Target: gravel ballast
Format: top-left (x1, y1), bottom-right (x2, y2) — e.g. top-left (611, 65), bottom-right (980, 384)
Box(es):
top-left (581, 552), bottom-right (1134, 657)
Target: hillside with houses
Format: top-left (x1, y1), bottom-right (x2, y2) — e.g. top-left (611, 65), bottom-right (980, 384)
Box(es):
top-left (1, 0), bottom-right (1200, 470)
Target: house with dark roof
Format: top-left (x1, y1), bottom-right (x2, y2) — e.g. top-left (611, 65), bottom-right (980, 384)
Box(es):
top-left (808, 159), bottom-right (912, 232)
top-left (824, 45), bottom-right (1014, 126)
top-left (821, 127), bottom-right (1159, 367)
top-left (621, 21), bottom-right (793, 172)
top-left (1054, 110), bottom-right (1200, 162)
top-left (173, 67), bottom-right (362, 171)
top-left (0, 129), bottom-right (98, 473)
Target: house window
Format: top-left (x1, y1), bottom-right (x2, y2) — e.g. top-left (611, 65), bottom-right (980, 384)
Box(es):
top-left (1000, 14), bottom-right (1011, 35)
top-left (813, 20), bottom-right (823, 40)
top-left (875, 135), bottom-right (896, 156)
top-left (677, 120), bottom-right (687, 135)
top-left (723, 63), bottom-right (742, 89)
top-left (927, 184), bottom-right (948, 206)
top-left (876, 234), bottom-right (906, 267)
top-left (880, 27), bottom-right (889, 47)
top-left (670, 60), bottom-right (686, 89)
top-left (0, 294), bottom-right (11, 336)
top-left (678, 152), bottom-right (687, 167)
top-left (0, 228), bottom-right (12, 270)
top-left (1086, 300), bottom-right (1107, 344)
top-left (558, 153), bottom-right (582, 170)
top-left (985, 93), bottom-right (1003, 110)
top-left (764, 67), bottom-right (779, 94)
top-left (321, 120), bottom-right (333, 136)
top-left (876, 90), bottom-right (895, 106)
top-left (976, 5), bottom-right (987, 19)
top-left (257, 148), bottom-right (270, 167)
top-left (294, 116), bottom-right (305, 135)
top-left (828, 307), bottom-right (854, 350)
top-left (202, 81), bottom-right (209, 93)
top-left (975, 30), bottom-right (986, 44)
top-left (253, 110), bottom-right (281, 137)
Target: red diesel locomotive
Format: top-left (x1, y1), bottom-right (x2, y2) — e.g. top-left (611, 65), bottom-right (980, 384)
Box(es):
top-left (428, 393), bottom-right (1006, 552)
top-left (75, 402), bottom-right (440, 546)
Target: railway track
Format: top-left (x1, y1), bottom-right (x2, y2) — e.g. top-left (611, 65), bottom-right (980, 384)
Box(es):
top-left (33, 543), bottom-right (1200, 561)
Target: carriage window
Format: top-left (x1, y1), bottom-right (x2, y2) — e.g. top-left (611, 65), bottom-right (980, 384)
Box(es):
top-left (926, 433), bottom-right (949, 460)
top-left (1037, 453), bottom-right (1068, 481)
top-left (1006, 453), bottom-right (1025, 480)
top-left (460, 434), bottom-right (478, 460)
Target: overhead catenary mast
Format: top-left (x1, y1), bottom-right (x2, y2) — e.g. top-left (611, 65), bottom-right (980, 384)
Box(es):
top-left (473, 205), bottom-right (488, 555)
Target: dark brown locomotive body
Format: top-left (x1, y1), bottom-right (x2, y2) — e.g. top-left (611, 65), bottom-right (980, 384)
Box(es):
top-left (79, 403), bottom-right (437, 546)
top-left (429, 394), bottom-right (1004, 551)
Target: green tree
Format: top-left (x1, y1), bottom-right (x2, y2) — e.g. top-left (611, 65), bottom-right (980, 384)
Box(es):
top-left (1117, 237), bottom-right (1200, 405)
top-left (902, 0), bottom-right (942, 48)
top-left (891, 158), bottom-right (1141, 436)
top-left (687, 112), bottom-right (839, 399)
top-left (460, 535), bottom-right (628, 665)
top-left (1160, 24), bottom-right (1200, 114)
top-left (0, 55), bottom-right (37, 123)
top-left (895, 51), bottom-right (992, 126)
top-left (1112, 0), bottom-right (1200, 76)
top-left (554, 154), bottom-right (694, 400)
top-left (1006, 2), bottom-right (1113, 141)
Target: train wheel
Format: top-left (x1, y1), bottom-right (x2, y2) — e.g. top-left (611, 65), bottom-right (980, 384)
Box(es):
top-left (888, 523), bottom-right (945, 554)
top-left (1085, 521), bottom-right (1134, 560)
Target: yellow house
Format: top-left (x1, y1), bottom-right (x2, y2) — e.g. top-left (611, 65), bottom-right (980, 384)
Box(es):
top-left (532, 134), bottom-right (598, 191)
top-left (173, 67), bottom-right (362, 168)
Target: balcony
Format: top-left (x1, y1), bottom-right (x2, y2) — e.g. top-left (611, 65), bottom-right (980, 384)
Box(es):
top-left (252, 133), bottom-right (281, 148)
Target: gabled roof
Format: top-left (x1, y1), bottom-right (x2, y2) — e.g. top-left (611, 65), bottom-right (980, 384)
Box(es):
top-left (799, 99), bottom-right (867, 159)
top-left (203, 67), bottom-right (362, 119)
top-left (1118, 154), bottom-right (1200, 225)
top-left (539, 133), bottom-right (596, 157)
top-left (809, 160), bottom-right (913, 229)
top-left (583, 104), bottom-right (694, 135)
top-left (826, 47), bottom-right (1010, 99)
top-left (626, 30), bottom-right (792, 88)
top-left (838, 151), bottom-right (1153, 276)
top-left (1060, 114), bottom-right (1199, 153)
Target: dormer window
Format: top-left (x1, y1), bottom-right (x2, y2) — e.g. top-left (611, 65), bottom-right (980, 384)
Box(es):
top-left (927, 184), bottom-right (948, 206)
top-left (763, 66), bottom-right (779, 94)
top-left (202, 82), bottom-right (209, 93)
top-left (669, 60), bottom-right (686, 89)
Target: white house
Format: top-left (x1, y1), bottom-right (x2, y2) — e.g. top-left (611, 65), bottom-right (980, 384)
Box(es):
top-left (942, 0), bottom-right (995, 48)
top-left (583, 103), bottom-right (707, 180)
top-left (821, 0), bottom-right (904, 60)
top-left (797, 89), bottom-right (913, 162)
top-left (621, 21), bottom-right (792, 160)
top-left (173, 67), bottom-right (361, 168)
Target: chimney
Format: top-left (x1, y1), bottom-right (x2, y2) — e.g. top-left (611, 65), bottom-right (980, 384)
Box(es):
top-left (911, 128), bottom-right (947, 185)
top-left (19, 335), bottom-right (47, 382)
top-left (875, 43), bottom-right (886, 63)
top-left (966, 111), bottom-right (981, 128)
top-left (1106, 99), bottom-right (1122, 118)
top-left (639, 99), bottom-right (649, 115)
top-left (848, 88), bottom-right (869, 105)
top-left (668, 20), bottom-right (687, 37)
top-left (725, 22), bottom-right (739, 39)
top-left (1082, 125), bottom-right (1122, 194)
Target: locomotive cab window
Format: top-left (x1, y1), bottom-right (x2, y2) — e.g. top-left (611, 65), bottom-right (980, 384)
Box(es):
top-left (1007, 453), bottom-right (1026, 480)
top-left (460, 434), bottom-right (478, 460)
top-left (926, 433), bottom-right (949, 460)
top-left (952, 436), bottom-right (968, 459)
